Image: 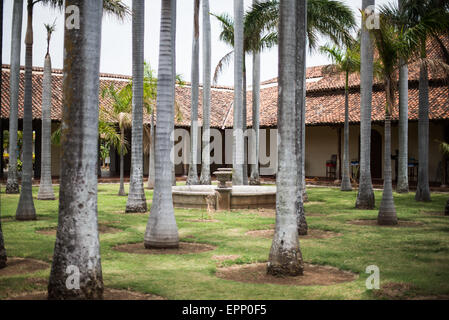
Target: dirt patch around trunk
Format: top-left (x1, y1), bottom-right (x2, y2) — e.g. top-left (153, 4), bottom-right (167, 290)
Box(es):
top-left (370, 282), bottom-right (449, 300)
top-left (113, 242), bottom-right (216, 255)
top-left (216, 263), bottom-right (357, 286)
top-left (36, 224), bottom-right (121, 236)
top-left (245, 228), bottom-right (342, 239)
top-left (347, 219), bottom-right (423, 227)
top-left (5, 288), bottom-right (165, 300)
top-left (0, 258), bottom-right (49, 277)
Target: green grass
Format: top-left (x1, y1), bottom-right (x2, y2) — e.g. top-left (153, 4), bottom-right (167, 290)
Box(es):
top-left (0, 183), bottom-right (448, 300)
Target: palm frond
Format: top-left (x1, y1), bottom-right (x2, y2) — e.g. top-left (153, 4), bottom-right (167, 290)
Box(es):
top-left (213, 50), bottom-right (234, 84)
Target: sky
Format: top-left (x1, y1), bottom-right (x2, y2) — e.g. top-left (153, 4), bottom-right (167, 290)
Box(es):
top-left (2, 0), bottom-right (391, 86)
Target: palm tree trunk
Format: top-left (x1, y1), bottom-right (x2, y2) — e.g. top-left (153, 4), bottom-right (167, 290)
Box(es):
top-left (16, 1), bottom-right (36, 221)
top-left (233, 0), bottom-right (244, 186)
top-left (397, 59), bottom-right (409, 193)
top-left (341, 72), bottom-right (352, 191)
top-left (145, 0), bottom-right (179, 249)
top-left (147, 112), bottom-right (155, 189)
top-left (397, 0), bottom-right (409, 194)
top-left (200, 0), bottom-right (211, 185)
top-left (171, 0), bottom-right (177, 187)
top-left (355, 0), bottom-right (375, 209)
top-left (415, 40), bottom-right (431, 202)
top-left (267, 0), bottom-right (303, 277)
top-left (250, 34), bottom-right (261, 185)
top-left (118, 128), bottom-right (126, 196)
top-left (37, 52), bottom-right (55, 200)
top-left (0, 0), bottom-right (5, 270)
top-left (126, 0), bottom-right (147, 213)
top-left (5, 0), bottom-right (23, 194)
top-left (295, 0), bottom-right (308, 236)
top-left (378, 105), bottom-right (398, 225)
top-left (242, 54), bottom-right (248, 185)
top-left (48, 0), bottom-right (104, 300)
top-left (187, 0), bottom-right (200, 186)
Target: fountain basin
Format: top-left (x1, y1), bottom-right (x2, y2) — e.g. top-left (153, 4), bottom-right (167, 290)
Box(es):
top-left (172, 185), bottom-right (276, 210)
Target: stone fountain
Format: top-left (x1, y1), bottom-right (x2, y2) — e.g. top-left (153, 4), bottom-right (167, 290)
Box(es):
top-left (172, 168), bottom-right (276, 211)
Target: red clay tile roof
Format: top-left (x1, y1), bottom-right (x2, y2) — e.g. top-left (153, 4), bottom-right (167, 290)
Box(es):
top-left (1, 36), bottom-right (448, 128)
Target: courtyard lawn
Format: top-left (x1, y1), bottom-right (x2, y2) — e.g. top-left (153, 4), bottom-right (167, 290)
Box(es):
top-left (0, 183), bottom-right (448, 300)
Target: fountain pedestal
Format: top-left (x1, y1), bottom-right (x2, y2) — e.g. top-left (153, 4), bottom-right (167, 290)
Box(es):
top-left (214, 169), bottom-right (233, 211)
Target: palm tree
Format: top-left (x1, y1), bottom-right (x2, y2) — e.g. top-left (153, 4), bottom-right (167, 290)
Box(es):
top-left (16, 0), bottom-right (38, 221)
top-left (144, 0), bottom-right (179, 249)
top-left (382, 0), bottom-right (449, 202)
top-left (187, 0), bottom-right (200, 185)
top-left (213, 8), bottom-right (278, 186)
top-left (396, 0), bottom-right (409, 194)
top-left (101, 85), bottom-right (132, 197)
top-left (371, 17), bottom-right (406, 225)
top-left (0, 0), bottom-right (5, 270)
top-left (232, 0), bottom-right (244, 186)
top-left (245, 0), bottom-right (356, 193)
top-left (48, 0), bottom-right (104, 300)
top-left (126, 0), bottom-right (147, 213)
top-left (250, 1), bottom-right (261, 185)
top-left (147, 111), bottom-right (156, 189)
top-left (5, 0), bottom-right (23, 195)
top-left (171, 0), bottom-right (177, 187)
top-left (294, 0), bottom-right (308, 235)
top-left (356, 0), bottom-right (376, 210)
top-left (320, 44), bottom-right (360, 192)
top-left (37, 21), bottom-right (56, 201)
top-left (268, 0), bottom-right (303, 277)
top-left (16, 0), bottom-right (129, 220)
top-left (200, 0), bottom-right (212, 185)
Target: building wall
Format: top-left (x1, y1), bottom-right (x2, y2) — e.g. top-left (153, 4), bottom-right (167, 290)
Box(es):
top-left (46, 121), bottom-right (447, 184)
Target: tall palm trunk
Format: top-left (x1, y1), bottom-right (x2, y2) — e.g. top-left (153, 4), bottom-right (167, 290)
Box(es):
top-left (200, 0), bottom-right (211, 185)
top-left (355, 0), bottom-right (375, 209)
top-left (295, 0), bottom-right (307, 236)
top-left (397, 58), bottom-right (409, 193)
top-left (267, 0), bottom-right (303, 277)
top-left (16, 1), bottom-right (36, 221)
top-left (0, 0), bottom-right (6, 270)
top-left (38, 36), bottom-right (55, 200)
top-left (341, 72), bottom-right (352, 191)
top-left (397, 0), bottom-right (409, 193)
top-left (250, 16), bottom-right (261, 185)
top-left (187, 0), bottom-right (200, 186)
top-left (378, 81), bottom-right (398, 225)
top-left (126, 0), bottom-right (147, 213)
top-left (242, 55), bottom-right (248, 185)
top-left (233, 0), bottom-right (244, 186)
top-left (171, 0), bottom-right (177, 187)
top-left (5, 0), bottom-right (23, 194)
top-left (144, 0), bottom-right (179, 249)
top-left (48, 0), bottom-right (104, 300)
top-left (118, 127), bottom-right (126, 196)
top-left (147, 112), bottom-right (155, 189)
top-left (415, 40), bottom-right (431, 202)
